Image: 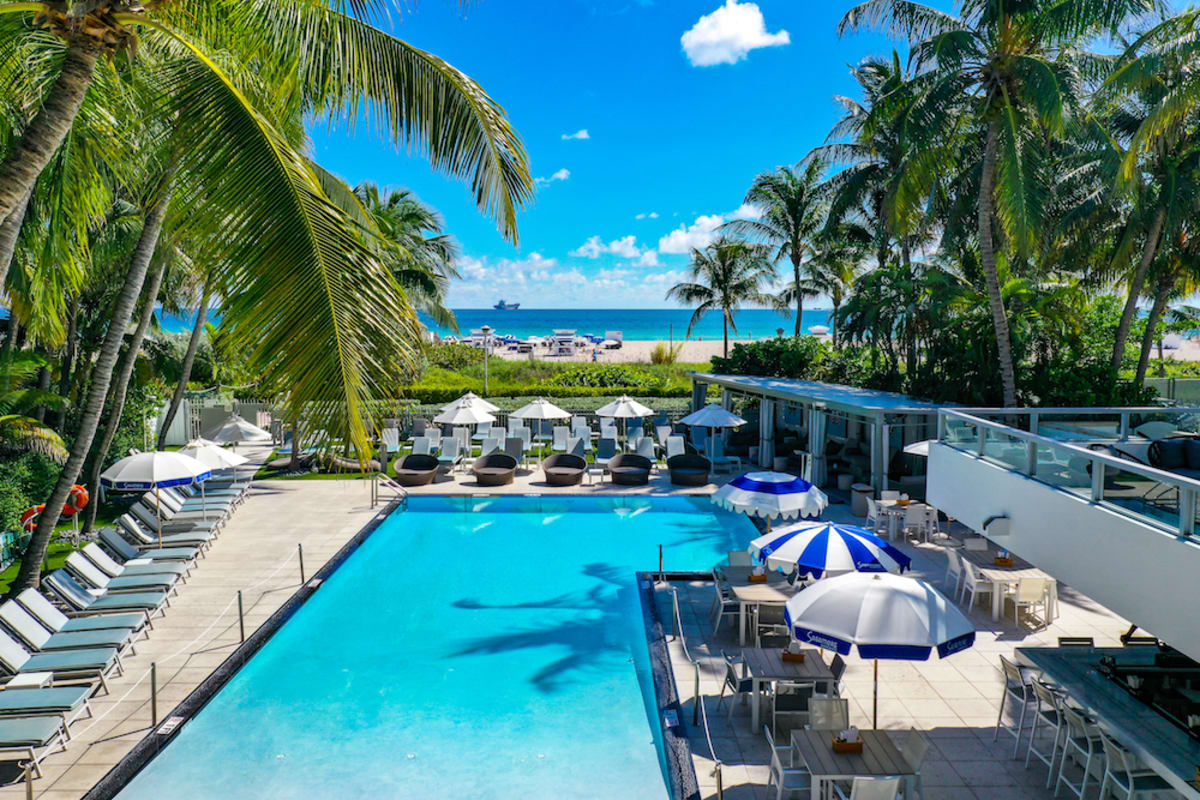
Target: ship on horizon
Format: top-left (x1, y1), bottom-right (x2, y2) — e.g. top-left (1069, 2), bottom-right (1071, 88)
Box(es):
top-left (493, 299), bottom-right (520, 311)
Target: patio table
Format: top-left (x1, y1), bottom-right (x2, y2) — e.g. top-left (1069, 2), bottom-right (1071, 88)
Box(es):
top-left (790, 728), bottom-right (914, 800)
top-left (877, 499), bottom-right (926, 540)
top-left (717, 567), bottom-right (793, 645)
top-left (958, 547), bottom-right (1059, 622)
top-left (743, 647), bottom-right (834, 729)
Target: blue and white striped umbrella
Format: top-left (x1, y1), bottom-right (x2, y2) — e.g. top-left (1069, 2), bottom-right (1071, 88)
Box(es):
top-left (711, 471), bottom-right (828, 521)
top-left (749, 521), bottom-right (912, 579)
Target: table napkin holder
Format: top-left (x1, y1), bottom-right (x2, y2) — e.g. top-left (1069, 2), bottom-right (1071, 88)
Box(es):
top-left (993, 556), bottom-right (1014, 567)
top-left (781, 650), bottom-right (806, 663)
top-left (832, 737), bottom-right (863, 754)
top-left (748, 574), bottom-right (767, 583)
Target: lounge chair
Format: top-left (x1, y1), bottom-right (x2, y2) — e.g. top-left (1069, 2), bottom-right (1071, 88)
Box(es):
top-left (174, 483), bottom-right (244, 504)
top-left (490, 426), bottom-right (507, 443)
top-left (551, 426), bottom-right (570, 453)
top-left (411, 435), bottom-right (433, 456)
top-left (437, 438), bottom-right (463, 473)
top-left (567, 437), bottom-right (586, 459)
top-left (130, 503), bottom-right (219, 536)
top-left (666, 435), bottom-right (685, 459)
top-left (161, 487), bottom-right (236, 512)
top-left (0, 628), bottom-right (121, 693)
top-left (453, 426), bottom-right (472, 450)
top-left (16, 589), bottom-right (148, 638)
top-left (504, 437), bottom-right (525, 467)
top-left (408, 418), bottom-right (428, 441)
top-left (381, 427), bottom-right (401, 453)
top-left (608, 454), bottom-right (652, 485)
top-left (479, 437), bottom-right (502, 457)
top-left (0, 687), bottom-right (93, 731)
top-left (668, 454), bottom-right (711, 486)
top-left (65, 553), bottom-right (179, 595)
top-left (98, 527), bottom-right (198, 566)
top-left (473, 453), bottom-right (518, 486)
top-left (710, 439), bottom-right (743, 473)
top-left (82, 543), bottom-right (190, 582)
top-left (0, 715), bottom-right (69, 777)
top-left (515, 426), bottom-right (533, 453)
top-left (595, 438), bottom-right (617, 468)
top-left (119, 514), bottom-right (213, 550)
top-left (0, 601), bottom-right (136, 656)
top-left (542, 454), bottom-right (586, 486)
top-left (655, 424), bottom-right (672, 450)
top-left (636, 436), bottom-right (658, 467)
top-left (150, 489), bottom-right (232, 519)
top-left (472, 421), bottom-right (493, 442)
top-left (44, 571), bottom-right (170, 619)
top-left (571, 426), bottom-right (593, 452)
top-left (394, 454), bottom-right (439, 487)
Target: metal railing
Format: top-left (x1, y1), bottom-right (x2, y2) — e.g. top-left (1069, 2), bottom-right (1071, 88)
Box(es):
top-left (937, 408), bottom-right (1200, 538)
top-left (370, 473), bottom-right (408, 509)
top-left (669, 586), bottom-right (724, 800)
top-left (941, 406), bottom-right (1200, 441)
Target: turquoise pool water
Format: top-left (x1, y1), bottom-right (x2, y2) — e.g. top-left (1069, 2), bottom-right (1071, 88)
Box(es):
top-left (115, 495), bottom-right (754, 799)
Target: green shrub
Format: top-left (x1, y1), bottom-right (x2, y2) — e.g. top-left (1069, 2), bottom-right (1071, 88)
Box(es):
top-left (0, 486), bottom-right (28, 532)
top-left (711, 337), bottom-right (827, 379)
top-left (649, 341), bottom-right (683, 365)
top-left (544, 364), bottom-right (658, 389)
top-left (426, 342), bottom-right (484, 371)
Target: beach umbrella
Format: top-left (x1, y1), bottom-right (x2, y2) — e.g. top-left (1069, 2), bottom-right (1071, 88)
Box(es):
top-left (785, 572), bottom-right (975, 727)
top-left (203, 414), bottom-right (272, 445)
top-left (441, 391), bottom-right (500, 413)
top-left (750, 520), bottom-right (912, 579)
top-left (509, 398), bottom-right (571, 421)
top-left (101, 451), bottom-right (212, 544)
top-left (433, 397), bottom-right (496, 426)
top-left (712, 471), bottom-right (828, 524)
top-left (903, 439), bottom-right (934, 457)
top-left (179, 439), bottom-right (250, 470)
top-left (680, 403), bottom-right (746, 461)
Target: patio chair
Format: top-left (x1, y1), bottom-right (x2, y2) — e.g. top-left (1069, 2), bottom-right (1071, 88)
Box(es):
top-left (0, 627), bottom-right (120, 694)
top-left (995, 655), bottom-right (1036, 756)
top-left (1025, 680), bottom-right (1065, 781)
top-left (1056, 704), bottom-right (1104, 799)
top-left (534, 420), bottom-right (554, 442)
top-left (515, 427), bottom-right (533, 453)
top-left (1009, 577), bottom-right (1051, 627)
top-left (772, 679), bottom-right (816, 739)
top-left (571, 425), bottom-right (592, 452)
top-left (453, 426), bottom-right (472, 450)
top-left (82, 543), bottom-right (189, 583)
top-left (665, 435), bottom-right (685, 459)
top-left (764, 724), bottom-right (812, 800)
top-left (0, 715), bottom-right (70, 778)
top-left (473, 453), bottom-right (518, 487)
top-left (943, 550), bottom-right (964, 601)
top-left (65, 553), bottom-right (178, 595)
top-left (715, 650), bottom-right (753, 719)
top-left (667, 453), bottom-right (710, 486)
top-left (477, 437), bottom-right (502, 458)
top-left (1098, 731), bottom-right (1172, 799)
top-left (727, 550), bottom-right (753, 567)
top-left (16, 589), bottom-right (148, 638)
top-left (490, 426), bottom-right (508, 443)
top-left (552, 427), bottom-right (570, 453)
top-left (542, 454), bottom-right (586, 486)
top-left (806, 697), bottom-right (849, 731)
top-left (0, 686), bottom-right (93, 730)
top-left (436, 438), bottom-right (463, 473)
top-left (99, 527), bottom-right (198, 566)
top-left (44, 570), bottom-right (170, 620)
top-left (162, 487), bottom-right (236, 513)
top-left (126, 506), bottom-right (216, 544)
top-left (753, 604), bottom-right (790, 648)
top-left (411, 436), bottom-right (433, 456)
top-left (595, 438), bottom-right (617, 469)
top-left (394, 454), bottom-right (439, 487)
top-left (408, 418), bottom-right (427, 441)
top-left (826, 654), bottom-right (847, 698)
top-left (607, 453), bottom-right (651, 485)
top-left (381, 427), bottom-right (400, 454)
top-left (134, 498), bottom-right (221, 533)
top-left (710, 439), bottom-right (743, 473)
top-left (117, 514), bottom-right (213, 551)
top-left (902, 503), bottom-right (933, 542)
top-left (472, 421), bottom-right (493, 442)
top-left (504, 437), bottom-right (525, 467)
top-left (960, 561), bottom-right (993, 610)
top-left (710, 574), bottom-right (739, 635)
top-left (566, 437), bottom-right (586, 459)
top-left (0, 600), bottom-right (135, 656)
top-left (832, 776), bottom-right (902, 800)
top-left (900, 728), bottom-right (929, 800)
top-left (571, 415), bottom-right (587, 430)
top-left (864, 497), bottom-right (885, 535)
top-left (880, 490), bottom-right (900, 501)
top-left (655, 424), bottom-right (672, 450)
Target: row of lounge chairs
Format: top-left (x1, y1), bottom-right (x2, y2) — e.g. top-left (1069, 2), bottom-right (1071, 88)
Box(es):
top-left (393, 448), bottom-right (714, 489)
top-left (0, 474), bottom-right (249, 778)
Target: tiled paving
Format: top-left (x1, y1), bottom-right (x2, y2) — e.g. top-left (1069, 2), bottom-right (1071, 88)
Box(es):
top-left (657, 500), bottom-right (1141, 800)
top-left (0, 446), bottom-right (385, 799)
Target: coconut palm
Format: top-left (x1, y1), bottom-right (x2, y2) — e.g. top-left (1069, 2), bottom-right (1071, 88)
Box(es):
top-left (839, 0), bottom-right (1155, 406)
top-left (665, 237), bottom-right (780, 357)
top-left (0, 352), bottom-right (66, 462)
top-left (720, 161), bottom-right (828, 335)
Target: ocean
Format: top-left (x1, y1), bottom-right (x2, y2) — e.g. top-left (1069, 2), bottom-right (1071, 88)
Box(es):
top-left (158, 307), bottom-right (832, 341)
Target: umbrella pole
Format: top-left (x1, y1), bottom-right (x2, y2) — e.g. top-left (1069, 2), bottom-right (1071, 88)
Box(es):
top-left (873, 658), bottom-right (879, 729)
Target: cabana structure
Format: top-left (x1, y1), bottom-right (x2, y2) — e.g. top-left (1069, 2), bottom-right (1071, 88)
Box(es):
top-left (688, 373), bottom-right (941, 494)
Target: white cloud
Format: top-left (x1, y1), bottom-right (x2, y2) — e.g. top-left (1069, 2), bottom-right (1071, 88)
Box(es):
top-left (657, 213), bottom-right (726, 254)
top-left (569, 234), bottom-right (643, 259)
top-left (535, 168), bottom-right (571, 185)
top-left (681, 0), bottom-right (790, 67)
top-left (634, 250), bottom-right (660, 267)
top-left (635, 212), bottom-right (660, 220)
top-left (561, 129), bottom-right (590, 140)
top-left (731, 202), bottom-right (760, 219)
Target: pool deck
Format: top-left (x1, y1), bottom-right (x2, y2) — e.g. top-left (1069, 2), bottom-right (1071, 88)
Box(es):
top-left (0, 446), bottom-right (385, 800)
top-left (399, 462), bottom-right (722, 495)
top-left (655, 501), bottom-right (1135, 800)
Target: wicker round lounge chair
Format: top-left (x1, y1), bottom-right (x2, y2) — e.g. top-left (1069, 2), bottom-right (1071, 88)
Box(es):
top-left (473, 453), bottom-right (518, 487)
top-left (542, 454), bottom-right (587, 486)
top-left (394, 454), bottom-right (439, 487)
top-left (608, 453), bottom-right (652, 486)
top-left (667, 454), bottom-right (710, 486)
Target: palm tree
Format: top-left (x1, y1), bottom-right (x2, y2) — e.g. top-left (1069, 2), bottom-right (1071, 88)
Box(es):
top-left (0, 352), bottom-right (66, 462)
top-left (665, 237), bottom-right (780, 357)
top-left (840, 0), bottom-right (1154, 406)
top-left (720, 161), bottom-right (827, 335)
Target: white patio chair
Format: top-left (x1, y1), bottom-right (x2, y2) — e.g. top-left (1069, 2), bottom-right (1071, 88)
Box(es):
top-left (995, 655), bottom-right (1036, 757)
top-left (551, 427), bottom-right (569, 453)
top-left (1099, 731), bottom-right (1172, 799)
top-left (1009, 577), bottom-right (1051, 628)
top-left (381, 428), bottom-right (400, 453)
top-left (715, 650), bottom-right (753, 719)
top-left (571, 425), bottom-right (593, 452)
top-left (666, 435), bottom-right (685, 459)
top-left (711, 439), bottom-right (743, 473)
top-left (411, 436), bottom-right (432, 456)
top-left (764, 725), bottom-right (811, 800)
top-left (806, 697), bottom-right (849, 731)
top-left (471, 421), bottom-right (492, 442)
top-left (437, 438), bottom-right (463, 473)
top-left (960, 561), bottom-right (993, 610)
top-left (1025, 680), bottom-right (1065, 782)
top-left (636, 436), bottom-right (657, 465)
top-left (864, 496), bottom-right (885, 534)
top-left (900, 728), bottom-right (928, 800)
top-left (902, 503), bottom-right (932, 542)
top-left (943, 550), bottom-right (964, 601)
top-left (727, 550), bottom-right (752, 567)
top-left (833, 776), bottom-right (902, 800)
top-left (1056, 704), bottom-right (1104, 799)
top-left (479, 437), bottom-right (501, 457)
top-left (566, 437), bottom-right (586, 459)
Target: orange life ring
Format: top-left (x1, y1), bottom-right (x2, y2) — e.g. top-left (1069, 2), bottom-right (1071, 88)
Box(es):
top-left (62, 484), bottom-right (89, 516)
top-left (19, 505), bottom-right (43, 532)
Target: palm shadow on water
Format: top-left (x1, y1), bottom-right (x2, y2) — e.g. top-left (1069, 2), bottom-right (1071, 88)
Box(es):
top-left (450, 563), bottom-right (638, 694)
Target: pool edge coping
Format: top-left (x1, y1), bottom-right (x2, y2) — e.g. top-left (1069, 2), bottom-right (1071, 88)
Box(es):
top-left (81, 496), bottom-right (403, 800)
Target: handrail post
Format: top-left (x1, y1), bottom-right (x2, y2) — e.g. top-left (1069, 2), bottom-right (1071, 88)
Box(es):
top-left (24, 763), bottom-right (31, 800)
top-left (1091, 462), bottom-right (1105, 504)
top-left (977, 423), bottom-right (986, 457)
top-left (1119, 412), bottom-right (1130, 441)
top-left (1025, 440), bottom-right (1037, 477)
top-left (1181, 489), bottom-right (1195, 538)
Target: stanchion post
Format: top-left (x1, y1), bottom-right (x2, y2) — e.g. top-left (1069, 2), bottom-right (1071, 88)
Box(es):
top-left (24, 763), bottom-right (31, 800)
top-left (692, 660), bottom-right (701, 725)
top-left (237, 590), bottom-right (245, 643)
top-left (671, 589), bottom-right (680, 641)
top-left (298, 543), bottom-right (305, 583)
top-left (715, 762), bottom-right (724, 800)
top-left (151, 662), bottom-right (158, 726)
top-left (658, 544), bottom-right (663, 581)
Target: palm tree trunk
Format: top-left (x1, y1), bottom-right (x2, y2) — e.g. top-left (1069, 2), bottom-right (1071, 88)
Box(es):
top-left (51, 303), bottom-right (79, 431)
top-left (81, 255), bottom-right (169, 537)
top-left (792, 255), bottom-right (803, 336)
top-left (722, 314), bottom-right (729, 358)
top-left (0, 188), bottom-right (33, 293)
top-left (1135, 274), bottom-right (1170, 386)
top-left (1112, 206), bottom-right (1167, 371)
top-left (0, 40), bottom-right (99, 228)
top-left (0, 318), bottom-right (19, 394)
top-left (157, 285), bottom-right (211, 449)
top-left (32, 361), bottom-right (50, 422)
top-left (831, 300), bottom-right (840, 348)
top-left (10, 177), bottom-right (173, 596)
top-left (978, 118), bottom-right (1018, 407)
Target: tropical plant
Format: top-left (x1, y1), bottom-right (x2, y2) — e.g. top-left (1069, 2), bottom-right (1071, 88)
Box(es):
top-left (665, 237), bottom-right (780, 357)
top-left (0, 352), bottom-right (66, 462)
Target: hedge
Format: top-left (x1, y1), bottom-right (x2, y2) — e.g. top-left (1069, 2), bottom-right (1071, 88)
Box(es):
top-left (395, 383), bottom-right (691, 405)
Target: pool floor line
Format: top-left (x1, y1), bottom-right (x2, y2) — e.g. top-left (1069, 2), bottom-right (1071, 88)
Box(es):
top-left (82, 498), bottom-right (404, 800)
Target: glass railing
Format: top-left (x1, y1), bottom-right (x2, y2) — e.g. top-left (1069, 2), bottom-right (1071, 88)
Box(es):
top-left (937, 408), bottom-right (1200, 538)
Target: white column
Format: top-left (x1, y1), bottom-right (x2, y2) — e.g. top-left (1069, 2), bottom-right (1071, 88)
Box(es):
top-left (759, 398), bottom-right (775, 468)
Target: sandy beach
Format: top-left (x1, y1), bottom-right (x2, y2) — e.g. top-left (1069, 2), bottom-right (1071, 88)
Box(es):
top-left (487, 336), bottom-right (828, 363)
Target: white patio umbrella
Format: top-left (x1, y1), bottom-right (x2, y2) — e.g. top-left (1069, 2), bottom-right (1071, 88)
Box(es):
top-left (680, 403), bottom-right (746, 460)
top-left (179, 438), bottom-right (250, 469)
top-left (903, 439), bottom-right (935, 457)
top-left (711, 471), bottom-right (828, 526)
top-left (595, 395), bottom-right (654, 446)
top-left (100, 451), bottom-right (212, 545)
top-left (442, 391), bottom-right (499, 413)
top-left (433, 397), bottom-right (496, 426)
top-left (203, 414), bottom-right (272, 446)
top-left (785, 572), bottom-right (975, 728)
top-left (508, 397), bottom-right (571, 421)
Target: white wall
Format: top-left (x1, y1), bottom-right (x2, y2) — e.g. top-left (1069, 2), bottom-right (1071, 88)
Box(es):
top-left (928, 443), bottom-right (1200, 661)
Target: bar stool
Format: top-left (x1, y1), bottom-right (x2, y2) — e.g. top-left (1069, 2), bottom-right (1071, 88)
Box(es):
top-left (995, 655), bottom-right (1037, 757)
top-left (1098, 731), bottom-right (1172, 799)
top-left (1055, 705), bottom-right (1104, 799)
top-left (1024, 681), bottom-right (1065, 784)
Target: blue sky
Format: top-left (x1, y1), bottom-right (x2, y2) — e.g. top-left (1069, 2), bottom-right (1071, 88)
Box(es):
top-left (310, 0), bottom-right (954, 309)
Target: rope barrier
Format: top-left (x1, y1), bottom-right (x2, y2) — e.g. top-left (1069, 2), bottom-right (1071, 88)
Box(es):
top-left (668, 586), bottom-right (721, 777)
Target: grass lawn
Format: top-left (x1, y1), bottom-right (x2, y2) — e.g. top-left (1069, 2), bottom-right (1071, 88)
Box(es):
top-left (0, 539), bottom-right (81, 596)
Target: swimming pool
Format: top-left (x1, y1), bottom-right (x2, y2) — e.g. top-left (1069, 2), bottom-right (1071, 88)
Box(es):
top-left (113, 495), bottom-right (754, 799)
